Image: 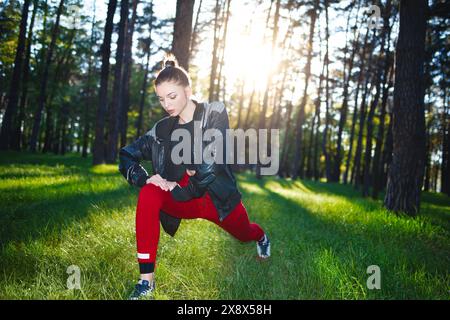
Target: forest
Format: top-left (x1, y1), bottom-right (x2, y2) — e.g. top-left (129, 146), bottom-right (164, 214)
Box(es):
top-left (1, 0), bottom-right (449, 214)
top-left (0, 0), bottom-right (449, 300)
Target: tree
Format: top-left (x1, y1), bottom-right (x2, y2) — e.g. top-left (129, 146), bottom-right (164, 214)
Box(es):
top-left (362, 0), bottom-right (392, 197)
top-left (208, 0), bottom-right (222, 102)
top-left (106, 0), bottom-right (129, 164)
top-left (0, 0), bottom-right (31, 150)
top-left (28, 0), bottom-right (65, 152)
top-left (331, 1), bottom-right (361, 182)
top-left (257, 0), bottom-right (280, 179)
top-left (172, 0), bottom-right (195, 70)
top-left (12, 0), bottom-right (38, 150)
top-left (291, 0), bottom-right (318, 179)
top-left (136, 0), bottom-right (154, 138)
top-left (384, 0), bottom-right (427, 216)
top-left (93, 0), bottom-right (118, 165)
top-left (119, 0), bottom-right (139, 148)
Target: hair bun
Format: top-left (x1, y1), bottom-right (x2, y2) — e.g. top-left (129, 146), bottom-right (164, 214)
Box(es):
top-left (164, 60), bottom-right (176, 68)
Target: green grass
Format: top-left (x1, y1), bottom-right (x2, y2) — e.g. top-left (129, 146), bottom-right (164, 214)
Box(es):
top-left (0, 151), bottom-right (449, 300)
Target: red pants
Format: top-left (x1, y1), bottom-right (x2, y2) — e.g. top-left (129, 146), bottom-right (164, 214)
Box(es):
top-left (135, 173), bottom-right (265, 271)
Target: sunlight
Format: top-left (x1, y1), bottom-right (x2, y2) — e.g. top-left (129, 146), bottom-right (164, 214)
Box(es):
top-left (223, 5), bottom-right (284, 95)
top-left (225, 38), bottom-right (278, 93)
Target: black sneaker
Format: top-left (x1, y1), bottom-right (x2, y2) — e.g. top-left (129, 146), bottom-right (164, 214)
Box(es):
top-left (257, 234), bottom-right (270, 259)
top-left (129, 279), bottom-right (155, 300)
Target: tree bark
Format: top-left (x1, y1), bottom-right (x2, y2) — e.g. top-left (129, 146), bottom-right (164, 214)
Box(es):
top-left (12, 0), bottom-right (37, 150)
top-left (352, 30), bottom-right (376, 188)
top-left (172, 0), bottom-right (195, 71)
top-left (291, 1), bottom-right (317, 179)
top-left (190, 0), bottom-right (203, 55)
top-left (0, 0), bottom-right (31, 150)
top-left (372, 58), bottom-right (394, 198)
top-left (332, 2), bottom-right (361, 182)
top-left (208, 0), bottom-right (222, 102)
top-left (28, 0), bottom-right (64, 152)
top-left (119, 0), bottom-right (139, 148)
top-left (82, 1), bottom-right (98, 158)
top-left (321, 2), bottom-right (332, 182)
top-left (93, 0), bottom-right (117, 165)
top-left (215, 0), bottom-right (231, 102)
top-left (106, 0), bottom-right (129, 164)
top-left (136, 1), bottom-right (153, 139)
top-left (384, 0), bottom-right (427, 216)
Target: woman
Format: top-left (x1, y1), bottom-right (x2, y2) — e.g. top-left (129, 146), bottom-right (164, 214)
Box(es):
top-left (118, 55), bottom-right (271, 300)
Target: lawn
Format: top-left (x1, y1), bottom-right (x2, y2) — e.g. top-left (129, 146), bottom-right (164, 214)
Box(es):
top-left (0, 151), bottom-right (449, 299)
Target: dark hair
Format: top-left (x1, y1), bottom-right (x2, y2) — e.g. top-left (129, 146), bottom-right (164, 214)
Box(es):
top-left (154, 53), bottom-right (191, 88)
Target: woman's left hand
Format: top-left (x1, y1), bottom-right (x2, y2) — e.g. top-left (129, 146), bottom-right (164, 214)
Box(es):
top-left (166, 181), bottom-right (179, 191)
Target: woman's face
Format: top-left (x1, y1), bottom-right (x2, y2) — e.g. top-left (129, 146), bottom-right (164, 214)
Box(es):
top-left (155, 81), bottom-right (192, 117)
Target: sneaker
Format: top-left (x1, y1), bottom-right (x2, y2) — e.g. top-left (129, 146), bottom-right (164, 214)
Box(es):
top-left (129, 279), bottom-right (155, 300)
top-left (257, 234), bottom-right (271, 259)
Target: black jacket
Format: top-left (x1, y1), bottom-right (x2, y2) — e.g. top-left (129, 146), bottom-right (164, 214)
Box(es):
top-left (118, 101), bottom-right (241, 237)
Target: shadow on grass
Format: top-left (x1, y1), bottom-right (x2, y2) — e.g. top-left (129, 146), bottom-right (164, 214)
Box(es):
top-left (0, 185), bottom-right (136, 244)
top-left (0, 158), bottom-right (139, 243)
top-left (216, 176), bottom-right (449, 299)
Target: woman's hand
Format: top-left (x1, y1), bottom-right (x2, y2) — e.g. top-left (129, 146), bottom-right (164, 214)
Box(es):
top-left (146, 174), bottom-right (178, 191)
top-left (166, 181), bottom-right (179, 191)
top-left (186, 169), bottom-right (196, 176)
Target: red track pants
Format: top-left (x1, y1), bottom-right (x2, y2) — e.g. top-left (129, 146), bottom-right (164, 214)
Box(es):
top-left (135, 173), bottom-right (265, 272)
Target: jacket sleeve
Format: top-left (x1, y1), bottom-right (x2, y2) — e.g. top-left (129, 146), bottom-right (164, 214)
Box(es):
top-left (171, 102), bottom-right (229, 201)
top-left (118, 129), bottom-right (154, 188)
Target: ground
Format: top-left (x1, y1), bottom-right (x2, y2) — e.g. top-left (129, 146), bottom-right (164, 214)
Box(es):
top-left (0, 151), bottom-right (449, 299)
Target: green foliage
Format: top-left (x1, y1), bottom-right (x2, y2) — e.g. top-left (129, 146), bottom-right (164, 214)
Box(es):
top-left (0, 151), bottom-right (448, 299)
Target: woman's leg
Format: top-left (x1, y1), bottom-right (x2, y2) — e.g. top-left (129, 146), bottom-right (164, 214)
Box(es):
top-left (202, 193), bottom-right (265, 243)
top-left (135, 182), bottom-right (203, 277)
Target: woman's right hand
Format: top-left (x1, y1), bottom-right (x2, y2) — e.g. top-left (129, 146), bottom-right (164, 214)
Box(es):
top-left (146, 174), bottom-right (178, 191)
top-left (146, 174), bottom-right (170, 191)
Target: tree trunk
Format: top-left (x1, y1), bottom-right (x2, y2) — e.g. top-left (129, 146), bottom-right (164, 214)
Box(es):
top-left (12, 0), bottom-right (37, 151)
top-left (332, 2), bottom-right (361, 182)
top-left (190, 0), bottom-right (203, 55)
top-left (215, 0), bottom-right (231, 101)
top-left (384, 0), bottom-right (427, 216)
top-left (243, 85), bottom-right (256, 129)
top-left (106, 0), bottom-right (129, 164)
top-left (93, 0), bottom-right (117, 165)
top-left (307, 53), bottom-right (325, 180)
top-left (256, 0), bottom-right (281, 179)
top-left (321, 2), bottom-right (332, 182)
top-left (172, 0), bottom-right (195, 71)
top-left (362, 10), bottom-right (391, 197)
top-left (28, 0), bottom-right (64, 152)
top-left (136, 1), bottom-right (153, 139)
top-left (208, 0), bottom-right (222, 102)
top-left (291, 1), bottom-right (317, 179)
top-left (44, 26), bottom-right (76, 154)
top-left (82, 1), bottom-right (98, 158)
top-left (119, 0), bottom-right (139, 148)
top-left (0, 0), bottom-right (31, 150)
top-left (352, 30), bottom-right (376, 188)
top-left (441, 119), bottom-right (449, 195)
top-left (372, 58), bottom-right (394, 198)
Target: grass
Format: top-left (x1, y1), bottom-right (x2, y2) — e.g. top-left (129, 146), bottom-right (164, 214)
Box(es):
top-left (0, 151), bottom-right (449, 300)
